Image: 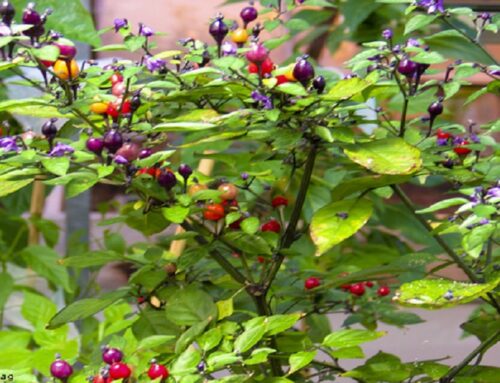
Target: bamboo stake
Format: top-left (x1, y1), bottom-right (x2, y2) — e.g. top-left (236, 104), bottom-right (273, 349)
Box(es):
top-left (28, 180), bottom-right (46, 245)
top-left (169, 154), bottom-right (215, 257)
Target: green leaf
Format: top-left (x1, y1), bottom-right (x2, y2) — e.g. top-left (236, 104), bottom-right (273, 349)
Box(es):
top-left (21, 246), bottom-right (72, 293)
top-left (331, 346), bottom-right (365, 359)
top-left (331, 174), bottom-right (411, 201)
top-left (266, 314), bottom-right (301, 336)
top-left (223, 232), bottom-right (272, 255)
top-left (240, 217), bottom-right (260, 235)
top-left (176, 320), bottom-right (210, 354)
top-left (47, 288), bottom-right (130, 329)
top-left (21, 292), bottom-right (57, 328)
top-left (310, 198), bottom-right (373, 256)
top-left (207, 352), bottom-right (242, 370)
top-left (323, 329), bottom-right (385, 348)
top-left (216, 298), bottom-right (234, 320)
top-left (171, 346), bottom-right (202, 376)
top-left (287, 351), bottom-right (317, 376)
top-left (139, 335), bottom-right (176, 350)
top-left (325, 77), bottom-right (372, 100)
top-left (244, 348), bottom-right (276, 365)
top-left (165, 286), bottom-right (218, 326)
top-left (276, 83), bottom-right (308, 96)
top-left (153, 122), bottom-right (216, 132)
top-left (0, 99), bottom-right (67, 118)
top-left (162, 206), bottom-right (190, 224)
top-left (234, 323), bottom-right (267, 353)
top-left (342, 352), bottom-right (411, 382)
top-left (33, 45), bottom-right (60, 62)
top-left (0, 179), bottom-right (33, 197)
top-left (41, 157), bottom-right (70, 176)
top-left (463, 224), bottom-right (495, 258)
top-left (393, 278), bottom-right (500, 309)
top-left (416, 198), bottom-right (468, 214)
top-left (404, 14), bottom-right (438, 35)
top-left (197, 327), bottom-right (223, 352)
top-left (0, 272), bottom-right (14, 312)
top-left (61, 250), bottom-right (123, 268)
top-left (344, 138), bottom-right (422, 175)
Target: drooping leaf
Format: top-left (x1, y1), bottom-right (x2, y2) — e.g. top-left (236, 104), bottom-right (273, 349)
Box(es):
top-left (310, 198), bottom-right (373, 256)
top-left (165, 286), bottom-right (218, 326)
top-left (47, 289), bottom-right (130, 329)
top-left (323, 329), bottom-right (385, 348)
top-left (393, 278), bottom-right (500, 309)
top-left (287, 351), bottom-right (317, 376)
top-left (344, 138), bottom-right (422, 175)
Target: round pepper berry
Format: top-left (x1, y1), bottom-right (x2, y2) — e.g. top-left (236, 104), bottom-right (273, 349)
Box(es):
top-left (349, 283), bottom-right (365, 297)
top-left (109, 362), bottom-right (131, 380)
top-left (102, 347), bottom-right (123, 365)
top-left (53, 59), bottom-right (79, 81)
top-left (50, 356), bottom-right (73, 381)
top-left (304, 277), bottom-right (321, 290)
top-left (377, 286), bottom-right (391, 297)
top-left (147, 361), bottom-right (169, 380)
top-left (218, 183), bottom-right (239, 200)
top-left (261, 219), bottom-right (281, 233)
top-left (204, 203), bottom-right (225, 221)
top-left (271, 195), bottom-right (288, 208)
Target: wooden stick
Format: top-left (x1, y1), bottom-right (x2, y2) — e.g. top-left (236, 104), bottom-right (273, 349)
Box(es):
top-left (169, 154), bottom-right (215, 257)
top-left (28, 180), bottom-right (46, 245)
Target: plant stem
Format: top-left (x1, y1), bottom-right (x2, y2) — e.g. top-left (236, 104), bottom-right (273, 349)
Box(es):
top-left (180, 221), bottom-right (248, 285)
top-left (391, 185), bottom-right (500, 313)
top-left (28, 180), bottom-right (46, 245)
top-left (399, 97), bottom-right (409, 137)
top-left (439, 330), bottom-right (500, 383)
top-left (265, 143), bottom-right (318, 289)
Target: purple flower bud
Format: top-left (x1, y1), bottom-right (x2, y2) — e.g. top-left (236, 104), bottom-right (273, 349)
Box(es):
top-left (145, 55), bottom-right (166, 73)
top-left (241, 172), bottom-right (249, 181)
top-left (197, 361), bottom-right (205, 372)
top-left (480, 12), bottom-right (492, 22)
top-left (114, 18), bottom-right (128, 32)
top-left (221, 41), bottom-right (237, 56)
top-left (443, 290), bottom-right (453, 300)
top-left (139, 23), bottom-right (154, 37)
top-left (114, 155), bottom-right (129, 165)
top-left (251, 90), bottom-right (273, 110)
top-left (479, 218), bottom-right (490, 225)
top-left (486, 187), bottom-right (500, 199)
top-left (0, 136), bottom-right (18, 152)
top-left (23, 3), bottom-right (41, 25)
top-left (158, 169), bottom-right (177, 190)
top-left (49, 143), bottom-right (74, 157)
top-left (470, 134), bottom-right (480, 144)
top-left (382, 28), bottom-right (393, 40)
top-left (437, 137), bottom-right (449, 146)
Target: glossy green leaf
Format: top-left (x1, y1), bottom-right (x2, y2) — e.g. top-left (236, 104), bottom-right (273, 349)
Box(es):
top-left (48, 289), bottom-right (130, 329)
top-left (162, 206), bottom-right (190, 224)
top-left (244, 348), bottom-right (276, 365)
top-left (234, 323), bottom-right (267, 353)
top-left (287, 351), bottom-right (317, 376)
top-left (394, 278), bottom-right (500, 309)
top-left (197, 327), bottom-right (223, 352)
top-left (165, 286), bottom-right (218, 326)
top-left (0, 179), bottom-right (33, 197)
top-left (223, 232), bottom-right (272, 255)
top-left (416, 198), bottom-right (468, 214)
top-left (404, 14), bottom-right (438, 34)
top-left (331, 174), bottom-right (411, 201)
top-left (311, 198), bottom-right (373, 256)
top-left (323, 329), bottom-right (385, 348)
top-left (324, 77), bottom-right (372, 100)
top-left (266, 314), bottom-right (301, 336)
top-left (41, 157), bottom-right (70, 176)
top-left (344, 138), bottom-right (422, 175)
